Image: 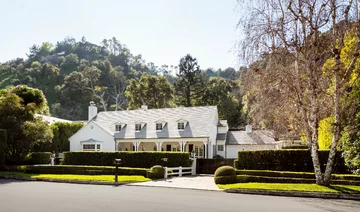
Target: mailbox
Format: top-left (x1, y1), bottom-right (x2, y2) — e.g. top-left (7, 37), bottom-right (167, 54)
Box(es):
top-left (114, 159), bottom-right (122, 183)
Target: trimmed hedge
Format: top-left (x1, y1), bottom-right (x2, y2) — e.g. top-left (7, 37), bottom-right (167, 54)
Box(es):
top-left (234, 150), bottom-right (348, 173)
top-left (235, 170), bottom-right (360, 181)
top-left (62, 152), bottom-right (192, 168)
top-left (281, 146), bottom-right (309, 150)
top-left (216, 175), bottom-right (360, 185)
top-left (0, 129), bottom-right (6, 170)
top-left (214, 166), bottom-right (237, 184)
top-left (23, 152), bottom-right (52, 165)
top-left (24, 165), bottom-right (149, 177)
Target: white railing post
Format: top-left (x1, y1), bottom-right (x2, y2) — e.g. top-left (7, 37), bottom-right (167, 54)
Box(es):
top-left (191, 158), bottom-right (196, 175)
top-left (164, 167), bottom-right (168, 179)
top-left (179, 166), bottom-right (182, 177)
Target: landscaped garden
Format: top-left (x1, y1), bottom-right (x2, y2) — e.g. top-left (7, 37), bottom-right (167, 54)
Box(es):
top-left (214, 150), bottom-right (360, 194)
top-left (0, 151), bottom-right (189, 183)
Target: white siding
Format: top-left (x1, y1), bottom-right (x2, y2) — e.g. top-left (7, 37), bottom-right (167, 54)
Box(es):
top-left (226, 144), bottom-right (280, 159)
top-left (217, 126), bottom-right (227, 134)
top-left (69, 122), bottom-right (115, 151)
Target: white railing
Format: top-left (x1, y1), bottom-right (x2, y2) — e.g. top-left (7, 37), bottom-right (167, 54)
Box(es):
top-left (164, 158), bottom-right (196, 179)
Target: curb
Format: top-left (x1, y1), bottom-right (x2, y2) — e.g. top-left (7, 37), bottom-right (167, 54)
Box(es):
top-left (224, 188), bottom-right (360, 200)
top-left (0, 175), bottom-right (127, 186)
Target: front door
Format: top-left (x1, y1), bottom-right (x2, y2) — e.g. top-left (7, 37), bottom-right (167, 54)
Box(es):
top-left (189, 144), bottom-right (194, 153)
top-left (166, 144), bottom-right (171, 151)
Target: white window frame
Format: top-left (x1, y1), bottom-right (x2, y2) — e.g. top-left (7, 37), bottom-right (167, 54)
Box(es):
top-left (156, 123), bottom-right (163, 131)
top-left (82, 143), bottom-right (101, 151)
top-left (217, 144), bottom-right (224, 152)
top-left (172, 146), bottom-right (180, 152)
top-left (177, 122), bottom-right (185, 130)
top-left (115, 124), bottom-right (122, 132)
top-left (135, 123), bottom-right (142, 131)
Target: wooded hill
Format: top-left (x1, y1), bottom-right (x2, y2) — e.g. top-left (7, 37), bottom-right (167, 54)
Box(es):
top-left (0, 37), bottom-right (245, 127)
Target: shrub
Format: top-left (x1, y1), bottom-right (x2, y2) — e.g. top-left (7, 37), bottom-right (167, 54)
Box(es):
top-left (214, 166), bottom-right (236, 177)
top-left (214, 166), bottom-right (237, 184)
top-left (147, 165), bottom-right (165, 179)
top-left (235, 170), bottom-right (316, 179)
top-left (3, 165), bottom-right (26, 172)
top-left (62, 151), bottom-right (192, 168)
top-left (0, 129), bottom-right (6, 170)
top-left (24, 165), bottom-right (149, 177)
top-left (23, 152), bottom-right (51, 165)
top-left (234, 150), bottom-right (348, 173)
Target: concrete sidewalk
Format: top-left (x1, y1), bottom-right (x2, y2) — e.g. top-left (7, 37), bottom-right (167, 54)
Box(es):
top-left (129, 175), bottom-right (221, 191)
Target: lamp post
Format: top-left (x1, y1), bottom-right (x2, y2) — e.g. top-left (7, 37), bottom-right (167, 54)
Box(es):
top-left (114, 159), bottom-right (122, 183)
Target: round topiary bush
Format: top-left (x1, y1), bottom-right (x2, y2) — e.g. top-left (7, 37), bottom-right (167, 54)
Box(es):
top-left (147, 165), bottom-right (165, 179)
top-left (214, 166), bottom-right (237, 184)
top-left (214, 166), bottom-right (236, 177)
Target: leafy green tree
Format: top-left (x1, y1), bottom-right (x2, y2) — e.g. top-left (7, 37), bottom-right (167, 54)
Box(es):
top-left (0, 93), bottom-right (52, 164)
top-left (0, 129), bottom-right (6, 169)
top-left (50, 122), bottom-right (84, 152)
top-left (174, 54), bottom-right (205, 107)
top-left (194, 77), bottom-right (242, 127)
top-left (125, 74), bottom-right (175, 109)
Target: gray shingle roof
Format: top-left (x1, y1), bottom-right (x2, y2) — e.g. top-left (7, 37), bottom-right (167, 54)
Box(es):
top-left (92, 106), bottom-right (218, 139)
top-left (226, 130), bottom-right (277, 145)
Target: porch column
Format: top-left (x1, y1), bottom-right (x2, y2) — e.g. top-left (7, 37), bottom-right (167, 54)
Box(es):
top-left (203, 140), bottom-right (208, 158)
top-left (132, 141), bottom-right (141, 151)
top-left (178, 141), bottom-right (187, 152)
top-left (155, 141), bottom-right (163, 152)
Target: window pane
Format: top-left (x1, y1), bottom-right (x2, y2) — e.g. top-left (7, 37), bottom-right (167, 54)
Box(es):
top-left (83, 144), bottom-right (95, 151)
top-left (135, 124), bottom-right (141, 131)
top-left (156, 123), bottom-right (162, 130)
top-left (178, 122), bottom-right (184, 130)
top-left (217, 145), bottom-right (224, 151)
top-left (96, 144), bottom-right (101, 150)
top-left (115, 125), bottom-right (121, 131)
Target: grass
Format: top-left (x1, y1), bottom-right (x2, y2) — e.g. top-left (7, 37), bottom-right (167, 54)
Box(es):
top-left (218, 183), bottom-right (360, 194)
top-left (0, 172), bottom-right (150, 183)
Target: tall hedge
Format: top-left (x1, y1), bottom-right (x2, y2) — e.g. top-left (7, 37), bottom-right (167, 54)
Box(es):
top-left (234, 150), bottom-right (348, 173)
top-left (51, 122), bottom-right (84, 152)
top-left (62, 151), bottom-right (192, 168)
top-left (23, 152), bottom-right (52, 165)
top-left (0, 129), bottom-right (7, 169)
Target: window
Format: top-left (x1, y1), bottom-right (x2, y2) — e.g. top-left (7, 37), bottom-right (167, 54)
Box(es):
top-left (156, 123), bottom-right (163, 131)
top-left (135, 123), bottom-right (142, 131)
top-left (82, 144), bottom-right (101, 151)
top-left (217, 144), bottom-right (224, 151)
top-left (115, 124), bottom-right (122, 132)
top-left (177, 122), bottom-right (185, 130)
top-left (172, 146), bottom-right (180, 152)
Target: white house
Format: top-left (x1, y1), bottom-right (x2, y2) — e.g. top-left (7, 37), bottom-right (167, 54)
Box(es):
top-left (69, 102), bottom-right (282, 158)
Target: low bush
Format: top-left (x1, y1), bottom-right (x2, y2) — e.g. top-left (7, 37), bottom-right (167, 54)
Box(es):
top-left (62, 152), bottom-right (192, 168)
top-left (234, 150), bottom-right (348, 173)
top-left (214, 166), bottom-right (236, 177)
top-left (214, 166), bottom-right (237, 184)
top-left (3, 165), bottom-right (26, 172)
top-left (147, 165), bottom-right (165, 179)
top-left (23, 152), bottom-right (51, 165)
top-left (24, 165), bottom-right (149, 177)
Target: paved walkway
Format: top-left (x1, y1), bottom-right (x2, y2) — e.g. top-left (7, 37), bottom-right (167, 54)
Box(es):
top-left (129, 175), bottom-right (221, 191)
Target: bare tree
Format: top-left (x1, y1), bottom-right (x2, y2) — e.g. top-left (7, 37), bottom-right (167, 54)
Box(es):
top-left (109, 66), bottom-right (127, 111)
top-left (238, 0), bottom-right (360, 185)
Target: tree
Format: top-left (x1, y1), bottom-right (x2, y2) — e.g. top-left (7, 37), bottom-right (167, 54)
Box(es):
top-left (174, 54), bottom-right (205, 107)
top-left (0, 93), bottom-right (52, 164)
top-left (50, 122), bottom-right (84, 152)
top-left (109, 66), bottom-right (127, 111)
top-left (238, 0), bottom-right (360, 185)
top-left (0, 129), bottom-right (6, 169)
top-left (125, 74), bottom-right (175, 109)
top-left (194, 77), bottom-right (243, 127)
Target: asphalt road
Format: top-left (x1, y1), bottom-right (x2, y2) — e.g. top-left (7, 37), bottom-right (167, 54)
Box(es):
top-left (0, 179), bottom-right (359, 212)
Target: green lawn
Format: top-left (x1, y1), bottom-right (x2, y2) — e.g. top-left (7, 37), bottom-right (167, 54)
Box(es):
top-left (0, 172), bottom-right (150, 183)
top-left (218, 183), bottom-right (360, 194)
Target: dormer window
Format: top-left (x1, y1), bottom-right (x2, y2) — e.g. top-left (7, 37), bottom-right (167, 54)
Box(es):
top-left (178, 122), bottom-right (185, 130)
top-left (115, 124), bottom-right (122, 132)
top-left (135, 123), bottom-right (142, 131)
top-left (156, 123), bottom-right (163, 131)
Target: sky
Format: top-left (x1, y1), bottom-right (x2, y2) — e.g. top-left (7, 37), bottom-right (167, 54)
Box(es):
top-left (0, 0), bottom-right (242, 69)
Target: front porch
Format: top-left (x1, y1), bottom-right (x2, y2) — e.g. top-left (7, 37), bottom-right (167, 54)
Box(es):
top-left (116, 138), bottom-right (209, 158)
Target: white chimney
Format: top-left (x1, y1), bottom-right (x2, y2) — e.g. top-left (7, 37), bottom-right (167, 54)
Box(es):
top-left (141, 105), bottom-right (148, 111)
top-left (88, 101), bottom-right (98, 121)
top-left (245, 125), bottom-right (252, 133)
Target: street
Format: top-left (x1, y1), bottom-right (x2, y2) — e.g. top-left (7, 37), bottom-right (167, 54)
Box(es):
top-left (0, 179), bottom-right (359, 212)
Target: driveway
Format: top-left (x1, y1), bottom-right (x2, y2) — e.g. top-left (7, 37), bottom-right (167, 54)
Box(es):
top-left (129, 175), bottom-right (220, 191)
top-left (0, 179), bottom-right (359, 212)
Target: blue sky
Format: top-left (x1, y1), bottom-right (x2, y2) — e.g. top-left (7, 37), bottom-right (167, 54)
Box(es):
top-left (0, 0), bottom-right (241, 69)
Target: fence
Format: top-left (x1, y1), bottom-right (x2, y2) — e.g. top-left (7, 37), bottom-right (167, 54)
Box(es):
top-left (164, 166), bottom-right (196, 178)
top-left (196, 159), bottom-right (235, 174)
